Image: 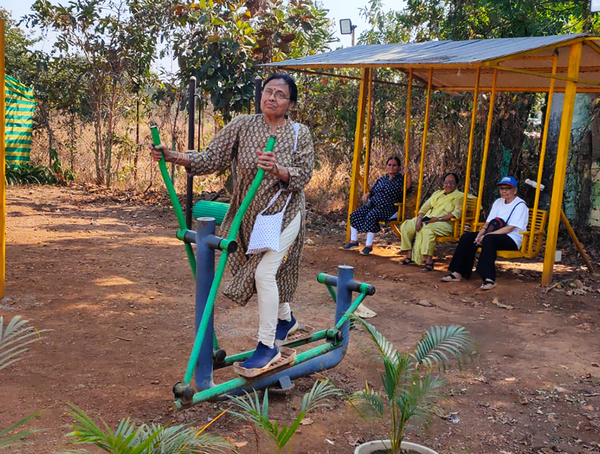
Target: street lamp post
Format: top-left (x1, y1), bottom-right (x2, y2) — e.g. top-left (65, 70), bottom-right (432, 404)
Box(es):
top-left (339, 18), bottom-right (357, 46)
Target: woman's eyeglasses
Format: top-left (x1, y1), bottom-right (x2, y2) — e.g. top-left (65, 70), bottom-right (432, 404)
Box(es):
top-left (263, 88), bottom-right (290, 101)
top-left (443, 180), bottom-right (456, 185)
top-left (498, 186), bottom-right (513, 191)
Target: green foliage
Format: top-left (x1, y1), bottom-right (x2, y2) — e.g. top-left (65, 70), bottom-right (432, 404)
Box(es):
top-left (349, 316), bottom-right (474, 454)
top-left (50, 149), bottom-right (77, 184)
top-left (360, 0), bottom-right (600, 45)
top-left (0, 315), bottom-right (47, 450)
top-left (0, 315), bottom-right (46, 374)
top-left (170, 0), bottom-right (336, 121)
top-left (5, 152), bottom-right (75, 186)
top-left (0, 8), bottom-right (40, 82)
top-left (26, 0), bottom-right (160, 186)
top-left (56, 404), bottom-right (233, 454)
top-left (228, 379), bottom-right (341, 454)
top-left (0, 411), bottom-right (43, 451)
top-left (5, 163), bottom-right (57, 185)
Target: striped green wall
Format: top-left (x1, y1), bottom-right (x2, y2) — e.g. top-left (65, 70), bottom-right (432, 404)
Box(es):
top-left (5, 76), bottom-right (36, 167)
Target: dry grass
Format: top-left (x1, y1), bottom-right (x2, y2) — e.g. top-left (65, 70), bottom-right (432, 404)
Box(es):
top-left (28, 114), bottom-right (407, 216)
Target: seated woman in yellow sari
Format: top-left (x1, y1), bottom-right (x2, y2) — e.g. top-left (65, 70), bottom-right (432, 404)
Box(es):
top-left (399, 172), bottom-right (463, 271)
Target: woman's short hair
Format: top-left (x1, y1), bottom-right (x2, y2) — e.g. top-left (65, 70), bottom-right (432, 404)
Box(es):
top-left (443, 172), bottom-right (460, 185)
top-left (387, 156), bottom-right (402, 167)
top-left (263, 73), bottom-right (298, 104)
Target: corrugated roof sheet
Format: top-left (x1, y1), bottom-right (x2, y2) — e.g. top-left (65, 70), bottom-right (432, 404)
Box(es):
top-left (266, 34), bottom-right (600, 92)
top-left (267, 34), bottom-right (585, 67)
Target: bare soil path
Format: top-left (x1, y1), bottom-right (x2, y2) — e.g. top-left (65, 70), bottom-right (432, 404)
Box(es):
top-left (1, 186), bottom-right (599, 454)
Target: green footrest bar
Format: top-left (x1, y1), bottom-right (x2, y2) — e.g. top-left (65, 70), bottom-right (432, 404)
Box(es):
top-left (192, 200), bottom-right (230, 226)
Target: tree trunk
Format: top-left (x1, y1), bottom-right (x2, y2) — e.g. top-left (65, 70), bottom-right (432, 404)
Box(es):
top-left (134, 97), bottom-right (140, 181)
top-left (105, 82), bottom-right (118, 188)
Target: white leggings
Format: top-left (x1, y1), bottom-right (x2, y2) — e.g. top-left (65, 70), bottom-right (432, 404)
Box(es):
top-left (255, 212), bottom-right (302, 348)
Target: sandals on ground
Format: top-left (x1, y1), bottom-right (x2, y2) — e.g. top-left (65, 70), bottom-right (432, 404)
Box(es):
top-left (421, 262), bottom-right (434, 272)
top-left (441, 272), bottom-right (462, 282)
top-left (480, 279), bottom-right (497, 290)
top-left (399, 257), bottom-right (414, 266)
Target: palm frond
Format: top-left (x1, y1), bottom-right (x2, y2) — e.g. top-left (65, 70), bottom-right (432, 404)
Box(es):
top-left (230, 380), bottom-right (343, 453)
top-left (139, 423), bottom-right (233, 453)
top-left (301, 379), bottom-right (342, 413)
top-left (229, 390), bottom-right (278, 446)
top-left (411, 325), bottom-right (474, 371)
top-left (0, 411), bottom-right (42, 451)
top-left (0, 316), bottom-right (47, 372)
top-left (350, 315), bottom-right (399, 367)
top-left (399, 374), bottom-right (444, 423)
top-left (349, 386), bottom-right (385, 420)
top-left (64, 404), bottom-right (161, 454)
top-left (351, 321), bottom-right (474, 453)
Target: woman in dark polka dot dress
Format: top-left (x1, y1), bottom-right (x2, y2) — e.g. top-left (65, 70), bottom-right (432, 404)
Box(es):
top-left (343, 156), bottom-right (411, 255)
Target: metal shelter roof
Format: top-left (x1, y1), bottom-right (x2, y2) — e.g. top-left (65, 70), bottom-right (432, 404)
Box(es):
top-left (267, 34), bottom-right (600, 92)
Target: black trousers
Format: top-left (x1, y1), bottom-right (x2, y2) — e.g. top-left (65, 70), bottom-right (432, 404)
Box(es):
top-left (448, 232), bottom-right (518, 282)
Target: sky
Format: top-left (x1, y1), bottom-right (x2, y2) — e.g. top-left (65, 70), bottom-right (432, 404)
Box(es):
top-left (2, 0), bottom-right (383, 66)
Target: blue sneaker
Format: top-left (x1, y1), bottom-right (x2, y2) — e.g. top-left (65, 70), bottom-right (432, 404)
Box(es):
top-left (241, 342), bottom-right (281, 370)
top-left (275, 314), bottom-right (299, 343)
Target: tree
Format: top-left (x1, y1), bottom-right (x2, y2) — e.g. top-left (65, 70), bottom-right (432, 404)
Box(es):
top-left (26, 0), bottom-right (160, 186)
top-left (166, 0), bottom-right (336, 121)
top-left (0, 8), bottom-right (39, 82)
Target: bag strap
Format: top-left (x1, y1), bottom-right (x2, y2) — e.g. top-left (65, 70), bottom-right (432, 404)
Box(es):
top-left (505, 200), bottom-right (525, 224)
top-left (255, 123), bottom-right (299, 215)
top-left (292, 122), bottom-right (299, 153)
top-left (257, 189), bottom-right (292, 214)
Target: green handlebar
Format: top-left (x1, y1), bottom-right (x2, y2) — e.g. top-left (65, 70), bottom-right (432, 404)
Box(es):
top-left (151, 126), bottom-right (197, 277)
top-left (182, 134), bottom-right (277, 384)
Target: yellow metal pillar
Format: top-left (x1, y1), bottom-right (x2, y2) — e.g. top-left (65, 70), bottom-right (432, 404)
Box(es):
top-left (474, 69), bottom-right (498, 228)
top-left (529, 55), bottom-right (557, 256)
top-left (542, 42), bottom-right (582, 286)
top-left (362, 72), bottom-right (374, 195)
top-left (1, 19), bottom-right (5, 298)
top-left (401, 69), bottom-right (413, 222)
top-left (415, 69), bottom-right (433, 216)
top-left (460, 67), bottom-right (481, 234)
top-left (346, 68), bottom-right (372, 242)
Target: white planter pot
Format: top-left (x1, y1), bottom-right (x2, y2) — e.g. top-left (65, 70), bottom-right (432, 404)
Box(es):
top-left (354, 439), bottom-right (439, 454)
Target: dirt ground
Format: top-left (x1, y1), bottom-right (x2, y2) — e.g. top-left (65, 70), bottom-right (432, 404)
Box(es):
top-left (1, 186), bottom-right (600, 454)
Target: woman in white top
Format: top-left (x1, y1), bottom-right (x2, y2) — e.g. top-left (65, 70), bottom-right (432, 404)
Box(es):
top-left (441, 176), bottom-right (529, 290)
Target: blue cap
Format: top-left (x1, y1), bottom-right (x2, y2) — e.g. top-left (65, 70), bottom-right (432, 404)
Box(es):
top-left (497, 176), bottom-right (518, 187)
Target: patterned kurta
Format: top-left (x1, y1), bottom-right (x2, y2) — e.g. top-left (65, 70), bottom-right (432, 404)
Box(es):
top-left (350, 174), bottom-right (405, 233)
top-left (188, 114), bottom-right (314, 306)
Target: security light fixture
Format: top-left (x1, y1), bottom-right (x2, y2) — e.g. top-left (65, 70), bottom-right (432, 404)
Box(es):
top-left (339, 19), bottom-right (354, 35)
top-left (339, 19), bottom-right (358, 46)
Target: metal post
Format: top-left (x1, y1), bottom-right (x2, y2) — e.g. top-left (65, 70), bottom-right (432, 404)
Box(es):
top-left (474, 69), bottom-right (498, 227)
top-left (346, 68), bottom-right (371, 242)
top-left (186, 77), bottom-right (196, 230)
top-left (529, 55), bottom-right (557, 256)
top-left (401, 69), bottom-right (413, 222)
top-left (415, 68), bottom-right (433, 216)
top-left (362, 72), bottom-right (374, 195)
top-left (0, 19), bottom-right (5, 298)
top-left (460, 67), bottom-right (481, 235)
top-left (254, 77), bottom-right (263, 114)
top-left (543, 42), bottom-right (583, 286)
top-left (336, 265), bottom-right (354, 345)
top-left (194, 217), bottom-right (216, 390)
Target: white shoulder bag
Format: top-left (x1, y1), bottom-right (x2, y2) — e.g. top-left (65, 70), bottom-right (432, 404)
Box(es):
top-left (246, 123), bottom-right (300, 255)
